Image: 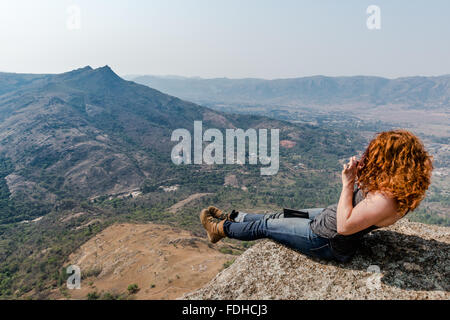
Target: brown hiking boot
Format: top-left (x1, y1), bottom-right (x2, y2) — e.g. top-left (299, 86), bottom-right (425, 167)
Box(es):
top-left (208, 206), bottom-right (236, 221)
top-left (200, 209), bottom-right (226, 243)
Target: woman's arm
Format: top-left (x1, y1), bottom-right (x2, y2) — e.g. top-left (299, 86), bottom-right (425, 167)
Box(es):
top-left (336, 156), bottom-right (395, 235)
top-left (336, 181), bottom-right (354, 235)
top-left (336, 156), bottom-right (358, 235)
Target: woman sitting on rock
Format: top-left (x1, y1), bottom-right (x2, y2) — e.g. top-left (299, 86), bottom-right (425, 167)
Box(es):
top-left (200, 130), bottom-right (433, 262)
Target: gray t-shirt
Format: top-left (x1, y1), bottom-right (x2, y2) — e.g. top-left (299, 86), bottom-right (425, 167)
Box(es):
top-left (310, 188), bottom-right (378, 260)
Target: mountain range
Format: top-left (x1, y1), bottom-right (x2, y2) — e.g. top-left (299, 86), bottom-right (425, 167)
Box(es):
top-left (127, 74), bottom-right (450, 109)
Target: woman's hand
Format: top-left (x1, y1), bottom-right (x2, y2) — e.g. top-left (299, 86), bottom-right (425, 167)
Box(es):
top-left (342, 156), bottom-right (358, 188)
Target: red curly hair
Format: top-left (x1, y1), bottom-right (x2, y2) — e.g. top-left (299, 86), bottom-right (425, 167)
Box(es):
top-left (356, 130), bottom-right (433, 216)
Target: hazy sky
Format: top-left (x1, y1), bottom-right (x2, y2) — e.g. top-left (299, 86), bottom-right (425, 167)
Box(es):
top-left (0, 0), bottom-right (449, 79)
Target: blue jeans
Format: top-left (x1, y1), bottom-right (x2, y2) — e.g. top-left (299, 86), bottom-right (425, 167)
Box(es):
top-left (223, 208), bottom-right (335, 260)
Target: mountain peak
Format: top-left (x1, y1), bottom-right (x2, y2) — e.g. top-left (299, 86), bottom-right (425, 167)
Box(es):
top-left (61, 65), bottom-right (119, 79)
top-left (53, 65), bottom-right (123, 89)
top-left (96, 65), bottom-right (112, 72)
top-left (91, 65), bottom-right (122, 82)
top-left (95, 65), bottom-right (116, 75)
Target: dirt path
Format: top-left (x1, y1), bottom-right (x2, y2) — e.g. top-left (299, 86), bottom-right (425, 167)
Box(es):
top-left (168, 193), bottom-right (213, 213)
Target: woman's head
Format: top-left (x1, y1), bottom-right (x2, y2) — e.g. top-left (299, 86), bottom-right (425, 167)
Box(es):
top-left (356, 130), bottom-right (433, 215)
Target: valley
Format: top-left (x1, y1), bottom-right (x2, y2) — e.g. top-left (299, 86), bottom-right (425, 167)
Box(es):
top-left (129, 74), bottom-right (450, 227)
top-left (0, 67), bottom-right (448, 299)
top-left (0, 66), bottom-right (363, 299)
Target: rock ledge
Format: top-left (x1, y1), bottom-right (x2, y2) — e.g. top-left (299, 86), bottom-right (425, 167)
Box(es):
top-left (183, 219), bottom-right (449, 300)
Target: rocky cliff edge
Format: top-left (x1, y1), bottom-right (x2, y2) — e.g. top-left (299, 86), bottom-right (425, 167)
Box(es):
top-left (183, 219), bottom-right (449, 300)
